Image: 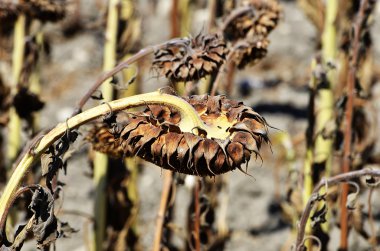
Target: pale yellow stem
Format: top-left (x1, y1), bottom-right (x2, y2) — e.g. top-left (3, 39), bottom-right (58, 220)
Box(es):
top-left (7, 14), bottom-right (26, 165)
top-left (93, 0), bottom-right (120, 249)
top-left (317, 0), bottom-right (338, 234)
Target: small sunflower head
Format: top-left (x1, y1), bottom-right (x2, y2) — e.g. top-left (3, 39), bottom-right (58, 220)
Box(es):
top-left (152, 33), bottom-right (228, 83)
top-left (21, 0), bottom-right (66, 22)
top-left (0, 2), bottom-right (19, 24)
top-left (233, 36), bottom-right (269, 69)
top-left (87, 94), bottom-right (269, 177)
top-left (223, 0), bottom-right (281, 42)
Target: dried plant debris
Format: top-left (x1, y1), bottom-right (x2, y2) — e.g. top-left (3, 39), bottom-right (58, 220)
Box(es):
top-left (87, 94), bottom-right (269, 177)
top-left (3, 186), bottom-right (76, 250)
top-left (13, 87), bottom-right (44, 120)
top-left (223, 0), bottom-right (281, 42)
top-left (152, 34), bottom-right (228, 82)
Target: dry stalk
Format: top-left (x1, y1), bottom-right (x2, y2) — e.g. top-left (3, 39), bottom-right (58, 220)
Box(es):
top-left (152, 170), bottom-right (173, 251)
top-left (340, 0), bottom-right (369, 249)
top-left (93, 0), bottom-right (119, 249)
top-left (7, 13), bottom-right (26, 166)
top-left (193, 178), bottom-right (201, 251)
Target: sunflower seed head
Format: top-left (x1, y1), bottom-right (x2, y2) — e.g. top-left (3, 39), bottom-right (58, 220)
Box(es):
top-left (152, 33), bottom-right (228, 82)
top-left (233, 36), bottom-right (269, 69)
top-left (87, 95), bottom-right (269, 177)
top-left (87, 126), bottom-right (124, 159)
top-left (0, 2), bottom-right (19, 23)
top-left (223, 0), bottom-right (281, 42)
top-left (20, 0), bottom-right (66, 22)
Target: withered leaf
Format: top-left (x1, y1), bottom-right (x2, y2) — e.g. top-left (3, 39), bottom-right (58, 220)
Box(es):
top-left (11, 216), bottom-right (35, 251)
top-left (310, 204), bottom-right (327, 228)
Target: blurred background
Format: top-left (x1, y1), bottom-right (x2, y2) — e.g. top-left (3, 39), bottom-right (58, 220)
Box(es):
top-left (0, 0), bottom-right (380, 250)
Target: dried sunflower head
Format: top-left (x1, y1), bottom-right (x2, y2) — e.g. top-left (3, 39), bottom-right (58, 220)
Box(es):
top-left (152, 33), bottom-right (228, 83)
top-left (20, 0), bottom-right (66, 22)
top-left (87, 94), bottom-right (269, 177)
top-left (0, 2), bottom-right (19, 23)
top-left (223, 0), bottom-right (281, 42)
top-left (233, 36), bottom-right (269, 69)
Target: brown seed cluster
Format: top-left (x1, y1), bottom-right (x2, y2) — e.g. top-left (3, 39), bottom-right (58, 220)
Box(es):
top-left (0, 3), bottom-right (19, 24)
top-left (234, 37), bottom-right (269, 69)
top-left (22, 0), bottom-right (66, 22)
top-left (87, 95), bottom-right (269, 177)
top-left (223, 0), bottom-right (281, 68)
top-left (0, 0), bottom-right (66, 23)
top-left (152, 34), bottom-right (227, 82)
top-left (224, 0), bottom-right (281, 41)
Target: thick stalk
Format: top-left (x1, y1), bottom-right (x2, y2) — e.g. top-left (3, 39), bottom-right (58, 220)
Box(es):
top-left (315, 0), bottom-right (337, 180)
top-left (93, 0), bottom-right (119, 250)
top-left (0, 91), bottom-right (208, 234)
top-left (152, 170), bottom-right (173, 251)
top-left (118, 2), bottom-right (142, 240)
top-left (315, 0), bottom-right (338, 237)
top-left (302, 59), bottom-right (317, 250)
top-left (179, 0), bottom-right (190, 37)
top-left (7, 14), bottom-right (26, 166)
top-left (193, 178), bottom-right (201, 251)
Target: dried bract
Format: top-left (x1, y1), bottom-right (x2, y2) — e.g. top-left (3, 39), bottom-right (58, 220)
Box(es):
top-left (87, 95), bottom-right (269, 177)
top-left (152, 34), bottom-right (227, 82)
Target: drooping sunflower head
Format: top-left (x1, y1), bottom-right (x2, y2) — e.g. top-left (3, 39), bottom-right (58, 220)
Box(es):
top-left (87, 94), bottom-right (269, 177)
top-left (152, 33), bottom-right (228, 83)
top-left (223, 0), bottom-right (281, 42)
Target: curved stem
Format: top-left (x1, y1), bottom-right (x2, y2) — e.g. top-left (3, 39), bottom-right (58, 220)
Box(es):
top-left (0, 91), bottom-right (209, 229)
top-left (72, 38), bottom-right (187, 116)
top-left (295, 168), bottom-right (380, 251)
